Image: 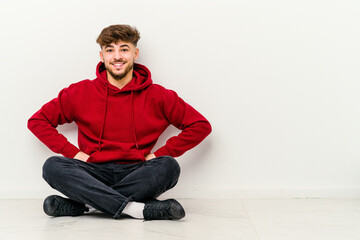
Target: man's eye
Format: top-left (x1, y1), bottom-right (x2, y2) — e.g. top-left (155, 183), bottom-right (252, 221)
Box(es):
top-left (121, 49), bottom-right (128, 52)
top-left (106, 49), bottom-right (113, 52)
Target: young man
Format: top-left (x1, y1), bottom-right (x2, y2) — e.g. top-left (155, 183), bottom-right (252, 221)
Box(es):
top-left (28, 24), bottom-right (211, 221)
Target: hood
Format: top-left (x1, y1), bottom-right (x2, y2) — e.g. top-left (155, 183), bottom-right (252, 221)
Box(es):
top-left (95, 61), bottom-right (153, 93)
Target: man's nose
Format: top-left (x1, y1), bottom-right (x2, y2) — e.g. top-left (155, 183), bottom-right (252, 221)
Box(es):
top-left (114, 50), bottom-right (123, 60)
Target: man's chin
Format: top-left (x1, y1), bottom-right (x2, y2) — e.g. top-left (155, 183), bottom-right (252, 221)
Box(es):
top-left (110, 72), bottom-right (126, 81)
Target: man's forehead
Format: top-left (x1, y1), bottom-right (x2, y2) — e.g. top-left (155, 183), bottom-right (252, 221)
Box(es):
top-left (104, 42), bottom-right (133, 48)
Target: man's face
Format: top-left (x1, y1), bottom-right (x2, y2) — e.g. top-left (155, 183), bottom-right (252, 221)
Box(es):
top-left (100, 41), bottom-right (139, 81)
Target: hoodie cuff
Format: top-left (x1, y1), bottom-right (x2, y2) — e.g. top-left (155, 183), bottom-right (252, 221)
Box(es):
top-left (154, 146), bottom-right (172, 158)
top-left (61, 143), bottom-right (80, 159)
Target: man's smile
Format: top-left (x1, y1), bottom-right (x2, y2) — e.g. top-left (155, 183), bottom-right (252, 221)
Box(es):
top-left (112, 62), bottom-right (125, 70)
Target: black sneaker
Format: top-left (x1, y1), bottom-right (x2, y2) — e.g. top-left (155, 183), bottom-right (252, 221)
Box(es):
top-left (43, 195), bottom-right (89, 217)
top-left (143, 199), bottom-right (185, 220)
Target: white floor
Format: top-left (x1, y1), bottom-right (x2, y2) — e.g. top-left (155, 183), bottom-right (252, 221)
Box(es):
top-left (1, 198), bottom-right (360, 240)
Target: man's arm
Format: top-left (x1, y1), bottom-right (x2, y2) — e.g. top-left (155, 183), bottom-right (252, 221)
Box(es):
top-left (153, 88), bottom-right (212, 158)
top-left (27, 87), bottom-right (81, 159)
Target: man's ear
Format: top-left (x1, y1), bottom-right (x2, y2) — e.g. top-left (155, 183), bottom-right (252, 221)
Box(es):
top-left (99, 51), bottom-right (104, 62)
top-left (134, 48), bottom-right (139, 60)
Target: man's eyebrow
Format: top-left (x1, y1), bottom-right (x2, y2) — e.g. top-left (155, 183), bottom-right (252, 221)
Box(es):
top-left (104, 44), bottom-right (130, 49)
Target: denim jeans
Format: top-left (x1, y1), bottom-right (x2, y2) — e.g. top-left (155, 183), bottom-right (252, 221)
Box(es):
top-left (42, 155), bottom-right (181, 219)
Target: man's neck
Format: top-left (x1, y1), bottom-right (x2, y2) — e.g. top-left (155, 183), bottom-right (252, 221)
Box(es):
top-left (107, 70), bottom-right (133, 90)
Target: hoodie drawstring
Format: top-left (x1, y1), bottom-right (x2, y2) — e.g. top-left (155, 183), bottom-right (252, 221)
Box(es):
top-left (131, 91), bottom-right (139, 149)
top-left (98, 84), bottom-right (109, 151)
top-left (98, 87), bottom-right (139, 151)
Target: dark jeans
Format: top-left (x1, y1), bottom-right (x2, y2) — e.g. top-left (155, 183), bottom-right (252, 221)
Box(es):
top-left (42, 155), bottom-right (181, 219)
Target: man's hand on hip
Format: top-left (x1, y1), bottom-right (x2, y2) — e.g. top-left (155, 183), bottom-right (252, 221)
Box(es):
top-left (145, 153), bottom-right (156, 161)
top-left (74, 151), bottom-right (90, 162)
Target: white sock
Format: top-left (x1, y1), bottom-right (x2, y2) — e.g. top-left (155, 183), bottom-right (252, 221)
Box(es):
top-left (85, 204), bottom-right (97, 214)
top-left (122, 201), bottom-right (145, 219)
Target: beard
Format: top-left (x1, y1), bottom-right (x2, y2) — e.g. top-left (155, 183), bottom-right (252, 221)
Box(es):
top-left (105, 60), bottom-right (134, 80)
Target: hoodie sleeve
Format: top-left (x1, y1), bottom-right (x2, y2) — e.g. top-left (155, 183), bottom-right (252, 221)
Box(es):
top-left (27, 87), bottom-right (80, 158)
top-left (154, 89), bottom-right (212, 158)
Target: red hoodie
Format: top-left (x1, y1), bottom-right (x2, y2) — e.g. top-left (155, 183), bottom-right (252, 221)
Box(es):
top-left (28, 62), bottom-right (212, 164)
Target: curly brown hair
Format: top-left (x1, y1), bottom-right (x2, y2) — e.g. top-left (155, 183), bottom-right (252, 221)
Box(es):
top-left (96, 24), bottom-right (140, 47)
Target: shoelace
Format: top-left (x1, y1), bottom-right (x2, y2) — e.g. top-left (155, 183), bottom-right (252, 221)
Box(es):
top-left (145, 204), bottom-right (172, 219)
top-left (57, 199), bottom-right (88, 215)
top-left (146, 209), bottom-right (168, 219)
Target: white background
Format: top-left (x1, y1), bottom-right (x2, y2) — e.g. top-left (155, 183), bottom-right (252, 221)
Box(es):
top-left (0, 0), bottom-right (359, 199)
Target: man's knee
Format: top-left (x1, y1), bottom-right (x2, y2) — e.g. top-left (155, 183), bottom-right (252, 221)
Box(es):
top-left (154, 156), bottom-right (181, 183)
top-left (159, 156), bottom-right (181, 191)
top-left (42, 156), bottom-right (70, 182)
top-left (162, 156), bottom-right (180, 174)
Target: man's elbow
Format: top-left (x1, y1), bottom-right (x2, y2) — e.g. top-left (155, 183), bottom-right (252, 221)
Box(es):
top-left (202, 120), bottom-right (212, 137)
top-left (27, 117), bottom-right (37, 133)
top-left (27, 114), bottom-right (42, 133)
